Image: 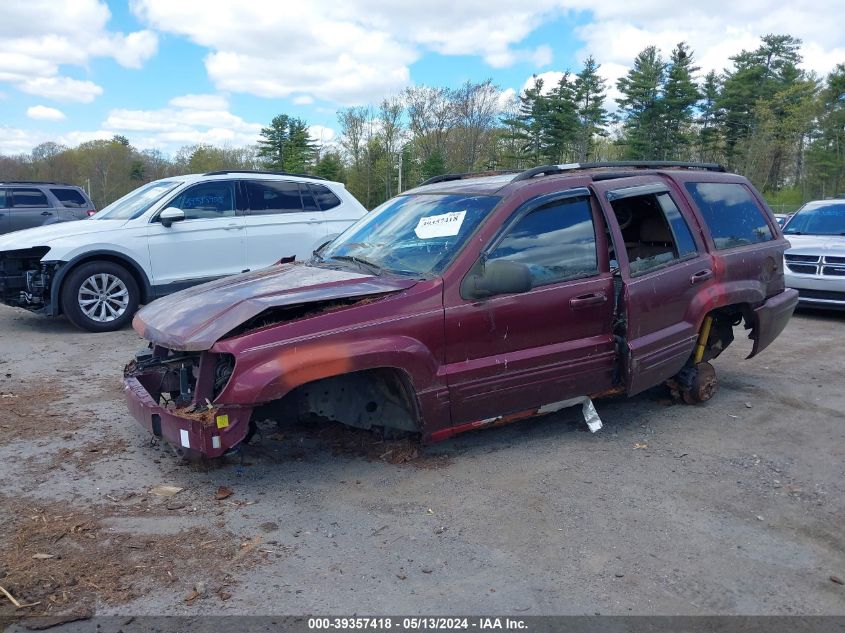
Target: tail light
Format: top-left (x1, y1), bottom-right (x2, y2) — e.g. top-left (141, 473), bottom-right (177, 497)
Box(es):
top-left (86, 209), bottom-right (97, 217)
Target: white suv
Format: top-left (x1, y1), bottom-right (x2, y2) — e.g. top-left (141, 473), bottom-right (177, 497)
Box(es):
top-left (0, 171), bottom-right (367, 331)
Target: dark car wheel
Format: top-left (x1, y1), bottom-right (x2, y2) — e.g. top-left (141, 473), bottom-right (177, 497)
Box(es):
top-left (61, 261), bottom-right (140, 332)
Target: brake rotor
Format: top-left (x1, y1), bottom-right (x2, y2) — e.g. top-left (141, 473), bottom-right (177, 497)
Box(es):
top-left (682, 361), bottom-right (718, 404)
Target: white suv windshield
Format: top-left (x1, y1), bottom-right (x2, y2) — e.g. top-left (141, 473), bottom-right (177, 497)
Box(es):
top-left (93, 180), bottom-right (182, 221)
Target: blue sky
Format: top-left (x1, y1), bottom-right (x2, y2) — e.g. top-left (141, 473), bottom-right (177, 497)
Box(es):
top-left (1, 0), bottom-right (842, 156)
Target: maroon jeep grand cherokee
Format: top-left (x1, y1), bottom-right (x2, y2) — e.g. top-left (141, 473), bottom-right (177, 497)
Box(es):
top-left (124, 162), bottom-right (798, 458)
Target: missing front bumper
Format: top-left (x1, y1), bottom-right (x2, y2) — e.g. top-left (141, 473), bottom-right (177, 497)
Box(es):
top-left (123, 375), bottom-right (252, 458)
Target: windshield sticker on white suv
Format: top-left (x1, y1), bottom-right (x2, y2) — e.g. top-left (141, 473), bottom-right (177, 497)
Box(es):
top-left (414, 210), bottom-right (466, 239)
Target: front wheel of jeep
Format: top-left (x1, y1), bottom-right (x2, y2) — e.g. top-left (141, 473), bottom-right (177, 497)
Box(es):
top-left (61, 261), bottom-right (140, 332)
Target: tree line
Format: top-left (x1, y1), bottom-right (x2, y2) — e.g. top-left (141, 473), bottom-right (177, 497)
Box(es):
top-left (1, 34), bottom-right (842, 212)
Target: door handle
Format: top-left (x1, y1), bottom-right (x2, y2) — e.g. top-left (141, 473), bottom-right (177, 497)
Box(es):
top-left (570, 292), bottom-right (607, 309)
top-left (224, 223), bottom-right (243, 231)
top-left (690, 269), bottom-right (714, 284)
top-left (305, 218), bottom-right (321, 224)
top-left (41, 211), bottom-right (52, 216)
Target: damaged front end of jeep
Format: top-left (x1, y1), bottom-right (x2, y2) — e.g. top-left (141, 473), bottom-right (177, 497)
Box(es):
top-left (123, 347), bottom-right (248, 458)
top-left (0, 248), bottom-right (61, 314)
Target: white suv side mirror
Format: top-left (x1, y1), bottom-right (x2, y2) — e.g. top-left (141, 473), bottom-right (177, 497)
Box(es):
top-left (159, 207), bottom-right (185, 228)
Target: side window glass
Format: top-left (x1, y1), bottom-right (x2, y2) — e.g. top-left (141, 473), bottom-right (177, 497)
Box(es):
top-left (11, 188), bottom-right (50, 208)
top-left (657, 193), bottom-right (698, 257)
top-left (300, 184), bottom-right (319, 211)
top-left (488, 196), bottom-right (598, 287)
top-left (169, 181), bottom-right (236, 220)
top-left (246, 180), bottom-right (303, 214)
top-left (685, 182), bottom-right (774, 249)
top-left (611, 192), bottom-right (697, 276)
top-left (50, 188), bottom-right (87, 208)
top-left (0, 190), bottom-right (6, 208)
top-left (310, 184), bottom-right (341, 211)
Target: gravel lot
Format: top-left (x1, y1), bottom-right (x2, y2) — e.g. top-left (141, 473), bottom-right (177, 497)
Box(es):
top-left (0, 303), bottom-right (843, 619)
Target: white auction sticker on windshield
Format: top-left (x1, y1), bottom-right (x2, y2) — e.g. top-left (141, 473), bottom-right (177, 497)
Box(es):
top-left (414, 210), bottom-right (466, 239)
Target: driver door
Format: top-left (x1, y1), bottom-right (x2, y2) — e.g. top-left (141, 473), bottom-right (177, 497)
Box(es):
top-left (146, 180), bottom-right (246, 292)
top-left (443, 190), bottom-right (617, 426)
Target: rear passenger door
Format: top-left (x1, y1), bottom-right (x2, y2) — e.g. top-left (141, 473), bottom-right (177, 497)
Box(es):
top-left (242, 180), bottom-right (328, 270)
top-left (592, 177), bottom-right (713, 395)
top-left (9, 187), bottom-right (56, 231)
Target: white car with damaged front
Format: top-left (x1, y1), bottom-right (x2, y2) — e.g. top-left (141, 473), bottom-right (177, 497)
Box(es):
top-left (783, 199), bottom-right (845, 310)
top-left (0, 171), bottom-right (367, 331)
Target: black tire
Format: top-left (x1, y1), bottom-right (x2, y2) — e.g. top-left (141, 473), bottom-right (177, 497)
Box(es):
top-left (60, 261), bottom-right (140, 332)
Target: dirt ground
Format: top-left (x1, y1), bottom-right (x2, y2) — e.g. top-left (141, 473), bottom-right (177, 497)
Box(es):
top-left (0, 302), bottom-right (843, 620)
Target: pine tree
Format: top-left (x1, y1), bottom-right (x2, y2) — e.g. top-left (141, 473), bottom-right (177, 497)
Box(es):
top-left (662, 42), bottom-right (701, 159)
top-left (698, 70), bottom-right (723, 162)
top-left (718, 35), bottom-right (804, 168)
top-left (541, 73), bottom-right (579, 163)
top-left (257, 114), bottom-right (315, 172)
top-left (616, 46), bottom-right (667, 159)
top-left (504, 76), bottom-right (547, 166)
top-left (573, 56), bottom-right (609, 161)
top-left (805, 64), bottom-right (845, 198)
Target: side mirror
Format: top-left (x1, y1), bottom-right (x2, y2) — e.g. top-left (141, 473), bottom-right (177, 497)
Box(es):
top-left (464, 259), bottom-right (532, 299)
top-left (159, 207), bottom-right (185, 228)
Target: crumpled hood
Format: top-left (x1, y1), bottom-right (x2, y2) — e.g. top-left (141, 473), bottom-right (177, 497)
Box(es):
top-left (0, 219), bottom-right (127, 252)
top-left (134, 263), bottom-right (418, 351)
top-left (786, 234), bottom-right (845, 256)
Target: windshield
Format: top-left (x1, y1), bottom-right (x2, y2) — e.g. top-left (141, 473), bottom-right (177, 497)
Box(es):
top-left (93, 180), bottom-right (182, 221)
top-left (319, 194), bottom-right (501, 276)
top-left (784, 202), bottom-right (845, 236)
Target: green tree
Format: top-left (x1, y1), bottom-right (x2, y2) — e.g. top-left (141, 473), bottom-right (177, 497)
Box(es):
top-left (257, 114), bottom-right (315, 172)
top-left (420, 150), bottom-right (446, 181)
top-left (697, 70), bottom-right (723, 162)
top-left (573, 56), bottom-right (609, 161)
top-left (616, 46), bottom-right (667, 158)
top-left (805, 64), bottom-right (845, 198)
top-left (503, 76), bottom-right (547, 165)
top-left (541, 72), bottom-right (579, 163)
top-left (718, 34), bottom-right (804, 167)
top-left (662, 42), bottom-right (701, 159)
top-left (314, 150), bottom-right (346, 182)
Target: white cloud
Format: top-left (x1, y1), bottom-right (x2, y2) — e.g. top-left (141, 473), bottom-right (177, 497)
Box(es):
top-left (129, 0), bottom-right (843, 108)
top-left (131, 0), bottom-right (569, 104)
top-left (293, 95), bottom-right (315, 105)
top-left (0, 126), bottom-right (112, 155)
top-left (26, 105), bottom-right (66, 121)
top-left (168, 94), bottom-right (230, 110)
top-left (17, 77), bottom-right (103, 103)
top-left (308, 125), bottom-right (337, 146)
top-left (102, 100), bottom-right (263, 152)
top-left (568, 1), bottom-right (845, 81)
top-left (0, 0), bottom-right (158, 102)
top-left (521, 72), bottom-right (565, 95)
top-left (497, 87), bottom-right (517, 111)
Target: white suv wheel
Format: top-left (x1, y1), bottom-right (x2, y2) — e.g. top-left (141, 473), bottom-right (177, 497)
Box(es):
top-left (78, 273), bottom-right (129, 322)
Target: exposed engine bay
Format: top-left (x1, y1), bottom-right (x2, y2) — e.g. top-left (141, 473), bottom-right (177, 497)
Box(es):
top-left (0, 248), bottom-right (58, 312)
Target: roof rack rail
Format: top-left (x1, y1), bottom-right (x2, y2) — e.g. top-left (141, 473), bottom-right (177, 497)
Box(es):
top-left (203, 169), bottom-right (327, 181)
top-left (418, 170), bottom-right (520, 187)
top-left (511, 161), bottom-right (725, 183)
top-left (0, 180), bottom-right (75, 186)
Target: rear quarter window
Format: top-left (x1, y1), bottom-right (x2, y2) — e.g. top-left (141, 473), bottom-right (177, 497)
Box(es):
top-left (685, 182), bottom-right (773, 250)
top-left (50, 188), bottom-right (88, 207)
top-left (309, 184), bottom-right (341, 211)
